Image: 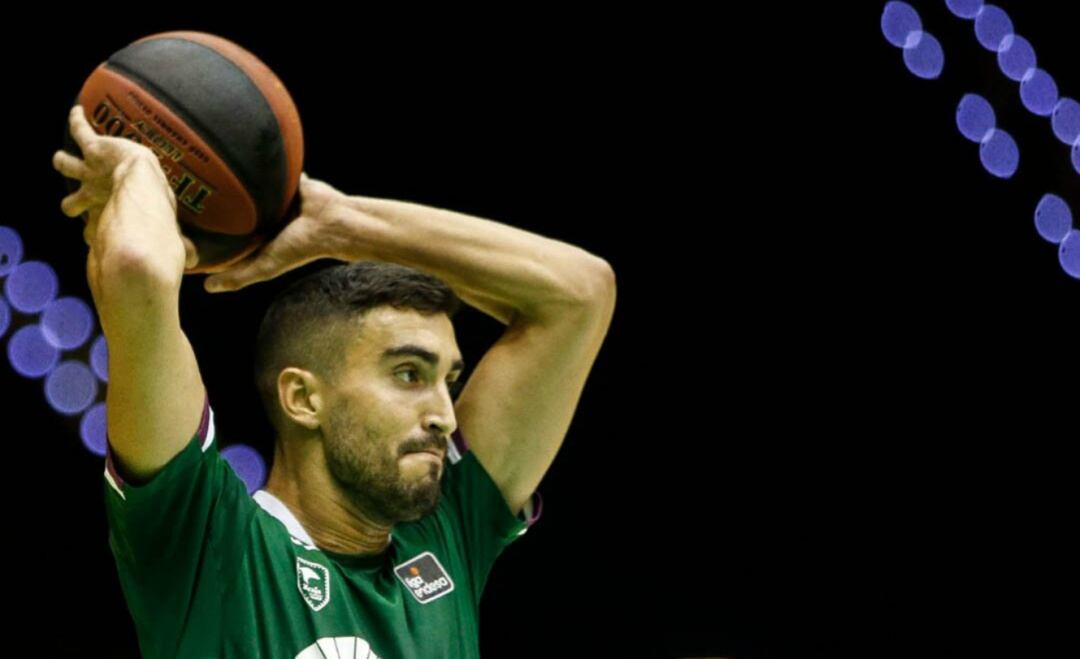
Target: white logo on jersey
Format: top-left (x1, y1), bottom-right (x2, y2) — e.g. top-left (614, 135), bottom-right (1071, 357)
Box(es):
top-left (393, 551), bottom-right (455, 604)
top-left (296, 557), bottom-right (331, 612)
top-left (295, 636), bottom-right (381, 659)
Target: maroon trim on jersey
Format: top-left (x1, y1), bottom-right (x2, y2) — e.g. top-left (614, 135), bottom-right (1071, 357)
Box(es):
top-left (104, 390), bottom-right (212, 490)
top-left (523, 491), bottom-right (543, 528)
top-left (104, 441), bottom-right (125, 490)
top-left (194, 391), bottom-right (212, 442)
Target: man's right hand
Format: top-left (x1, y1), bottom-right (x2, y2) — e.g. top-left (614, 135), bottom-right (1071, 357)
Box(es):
top-left (51, 104), bottom-right (197, 297)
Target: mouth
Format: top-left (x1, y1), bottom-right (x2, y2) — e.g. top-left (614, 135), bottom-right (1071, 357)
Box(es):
top-left (409, 448), bottom-right (444, 460)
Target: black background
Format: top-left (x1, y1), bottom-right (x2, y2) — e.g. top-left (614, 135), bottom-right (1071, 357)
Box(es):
top-left (1, 3), bottom-right (1077, 657)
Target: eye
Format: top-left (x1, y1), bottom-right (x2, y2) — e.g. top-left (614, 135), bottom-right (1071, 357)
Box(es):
top-left (396, 366), bottom-right (464, 397)
top-left (395, 366), bottom-right (421, 383)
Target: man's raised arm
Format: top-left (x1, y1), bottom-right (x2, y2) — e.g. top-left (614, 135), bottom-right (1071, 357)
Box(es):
top-left (53, 104), bottom-right (205, 483)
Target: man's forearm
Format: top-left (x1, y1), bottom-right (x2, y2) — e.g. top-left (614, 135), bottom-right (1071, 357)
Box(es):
top-left (327, 195), bottom-right (612, 324)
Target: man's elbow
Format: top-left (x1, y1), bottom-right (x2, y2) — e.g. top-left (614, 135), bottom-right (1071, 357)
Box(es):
top-left (583, 256), bottom-right (616, 309)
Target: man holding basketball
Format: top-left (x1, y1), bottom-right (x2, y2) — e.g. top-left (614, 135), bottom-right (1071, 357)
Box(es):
top-left (52, 104), bottom-right (615, 658)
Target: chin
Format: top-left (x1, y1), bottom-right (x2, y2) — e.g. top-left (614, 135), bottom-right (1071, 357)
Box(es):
top-left (401, 490), bottom-right (442, 522)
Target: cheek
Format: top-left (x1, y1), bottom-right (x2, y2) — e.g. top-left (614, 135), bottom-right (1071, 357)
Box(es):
top-left (324, 408), bottom-right (367, 460)
top-left (362, 388), bottom-right (415, 434)
top-left (330, 387), bottom-right (413, 460)
top-left (351, 379), bottom-right (406, 419)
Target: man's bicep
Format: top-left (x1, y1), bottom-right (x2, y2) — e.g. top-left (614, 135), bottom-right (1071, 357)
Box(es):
top-left (98, 259), bottom-right (206, 484)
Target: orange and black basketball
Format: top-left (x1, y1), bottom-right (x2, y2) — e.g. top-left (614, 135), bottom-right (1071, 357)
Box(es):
top-left (61, 30), bottom-right (305, 273)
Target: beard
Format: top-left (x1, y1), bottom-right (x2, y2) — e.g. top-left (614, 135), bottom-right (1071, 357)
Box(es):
top-left (322, 404), bottom-right (444, 525)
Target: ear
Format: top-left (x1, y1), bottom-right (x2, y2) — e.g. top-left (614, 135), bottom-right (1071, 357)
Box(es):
top-left (278, 367), bottom-right (323, 431)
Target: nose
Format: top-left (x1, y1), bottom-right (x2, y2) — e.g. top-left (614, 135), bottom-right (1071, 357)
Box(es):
top-left (422, 384), bottom-right (457, 439)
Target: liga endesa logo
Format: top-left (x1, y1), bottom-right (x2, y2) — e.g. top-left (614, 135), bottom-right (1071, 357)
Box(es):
top-left (393, 551), bottom-right (455, 604)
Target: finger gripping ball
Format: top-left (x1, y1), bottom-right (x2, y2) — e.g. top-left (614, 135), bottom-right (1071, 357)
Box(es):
top-left (62, 31), bottom-right (304, 273)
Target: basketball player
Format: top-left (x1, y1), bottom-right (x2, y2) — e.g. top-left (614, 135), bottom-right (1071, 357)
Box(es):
top-left (52, 103), bottom-right (616, 658)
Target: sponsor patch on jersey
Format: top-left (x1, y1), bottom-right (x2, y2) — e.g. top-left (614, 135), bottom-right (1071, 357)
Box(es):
top-left (393, 551), bottom-right (455, 604)
top-left (296, 557), bottom-right (331, 612)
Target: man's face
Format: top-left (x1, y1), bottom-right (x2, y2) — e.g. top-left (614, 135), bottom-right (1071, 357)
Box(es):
top-left (320, 306), bottom-right (464, 525)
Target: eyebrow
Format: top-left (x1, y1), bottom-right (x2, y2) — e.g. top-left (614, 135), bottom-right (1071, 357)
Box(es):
top-left (381, 344), bottom-right (465, 373)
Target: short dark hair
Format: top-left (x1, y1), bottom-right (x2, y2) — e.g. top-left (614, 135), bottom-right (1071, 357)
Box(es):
top-left (252, 260), bottom-right (462, 436)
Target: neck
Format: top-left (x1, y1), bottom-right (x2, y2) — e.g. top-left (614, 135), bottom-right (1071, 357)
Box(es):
top-left (264, 444), bottom-right (393, 557)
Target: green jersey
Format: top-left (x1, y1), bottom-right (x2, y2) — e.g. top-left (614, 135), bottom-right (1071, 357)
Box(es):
top-left (103, 392), bottom-right (542, 658)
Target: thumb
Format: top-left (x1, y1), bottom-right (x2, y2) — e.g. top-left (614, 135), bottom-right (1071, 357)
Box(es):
top-left (203, 256), bottom-right (276, 293)
top-left (203, 234), bottom-right (295, 292)
top-left (203, 274), bottom-right (235, 293)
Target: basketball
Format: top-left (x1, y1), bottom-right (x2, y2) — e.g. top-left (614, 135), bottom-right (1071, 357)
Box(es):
top-left (60, 30), bottom-right (305, 273)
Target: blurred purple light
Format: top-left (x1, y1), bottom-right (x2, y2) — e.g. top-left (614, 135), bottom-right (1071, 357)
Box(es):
top-left (45, 360), bottom-right (99, 416)
top-left (3, 261), bottom-right (58, 314)
top-left (1059, 230), bottom-right (1080, 280)
top-left (881, 2), bottom-right (923, 48)
top-left (1034, 194), bottom-right (1073, 244)
top-left (1051, 98), bottom-right (1080, 146)
top-left (90, 334), bottom-right (109, 382)
top-left (979, 129), bottom-right (1020, 178)
top-left (7, 324), bottom-right (60, 378)
top-left (0, 298), bottom-right (9, 339)
top-left (974, 5), bottom-right (1013, 52)
top-left (1020, 69), bottom-right (1060, 117)
top-left (0, 226), bottom-right (22, 277)
top-left (903, 31), bottom-right (945, 79)
top-left (956, 93), bottom-right (996, 143)
top-left (41, 297), bottom-right (95, 350)
top-left (996, 34), bottom-right (1036, 82)
top-left (945, 0), bottom-right (984, 19)
top-left (221, 444), bottom-right (267, 494)
top-left (80, 402), bottom-right (108, 457)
